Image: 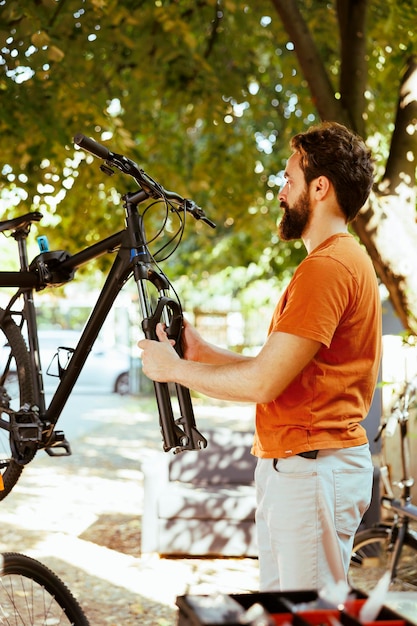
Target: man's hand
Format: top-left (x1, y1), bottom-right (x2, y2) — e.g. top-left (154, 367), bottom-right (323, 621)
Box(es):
top-left (138, 323), bottom-right (180, 382)
top-left (181, 318), bottom-right (206, 361)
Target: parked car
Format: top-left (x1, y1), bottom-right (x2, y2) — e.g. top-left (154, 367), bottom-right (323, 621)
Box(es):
top-left (38, 329), bottom-right (130, 395)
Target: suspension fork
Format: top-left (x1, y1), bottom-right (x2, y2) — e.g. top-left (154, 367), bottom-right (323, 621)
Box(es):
top-left (125, 194), bottom-right (207, 452)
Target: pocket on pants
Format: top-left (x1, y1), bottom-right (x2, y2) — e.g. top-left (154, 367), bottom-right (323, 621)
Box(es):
top-left (334, 468), bottom-right (373, 536)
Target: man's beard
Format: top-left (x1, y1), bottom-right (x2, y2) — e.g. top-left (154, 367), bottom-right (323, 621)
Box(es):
top-left (278, 189), bottom-right (312, 241)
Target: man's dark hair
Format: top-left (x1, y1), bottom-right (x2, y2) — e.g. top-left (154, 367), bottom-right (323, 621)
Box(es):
top-left (290, 122), bottom-right (374, 222)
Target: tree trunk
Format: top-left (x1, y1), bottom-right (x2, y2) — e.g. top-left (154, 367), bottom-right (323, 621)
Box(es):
top-left (354, 55), bottom-right (417, 333)
top-left (336, 0), bottom-right (368, 137)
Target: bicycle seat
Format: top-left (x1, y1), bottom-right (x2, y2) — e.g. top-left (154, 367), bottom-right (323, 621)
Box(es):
top-left (0, 212), bottom-right (43, 234)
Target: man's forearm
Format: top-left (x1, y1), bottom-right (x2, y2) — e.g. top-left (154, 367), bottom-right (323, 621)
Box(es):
top-left (174, 357), bottom-right (264, 403)
top-left (139, 325), bottom-right (321, 405)
top-left (196, 341), bottom-right (251, 366)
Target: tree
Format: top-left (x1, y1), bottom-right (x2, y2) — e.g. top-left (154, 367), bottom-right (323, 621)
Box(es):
top-left (1, 1), bottom-right (417, 330)
top-left (270, 0), bottom-right (417, 332)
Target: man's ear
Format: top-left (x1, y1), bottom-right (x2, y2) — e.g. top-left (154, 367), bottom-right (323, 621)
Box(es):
top-left (313, 175), bottom-right (331, 199)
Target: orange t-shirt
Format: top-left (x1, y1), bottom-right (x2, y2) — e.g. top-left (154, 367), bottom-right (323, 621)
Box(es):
top-left (252, 233), bottom-right (382, 458)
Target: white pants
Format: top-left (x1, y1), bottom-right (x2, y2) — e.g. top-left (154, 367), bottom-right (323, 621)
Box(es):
top-left (255, 445), bottom-right (373, 591)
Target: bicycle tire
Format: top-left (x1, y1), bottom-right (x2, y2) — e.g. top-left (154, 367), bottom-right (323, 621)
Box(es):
top-left (0, 311), bottom-right (36, 500)
top-left (0, 552), bottom-right (90, 625)
top-left (349, 525), bottom-right (417, 592)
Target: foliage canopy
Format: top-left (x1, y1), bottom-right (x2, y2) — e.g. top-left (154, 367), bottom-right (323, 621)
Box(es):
top-left (1, 0), bottom-right (417, 321)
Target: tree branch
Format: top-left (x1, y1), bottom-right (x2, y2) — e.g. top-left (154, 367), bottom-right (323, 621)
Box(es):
top-left (383, 55), bottom-right (417, 194)
top-left (336, 0), bottom-right (368, 136)
top-left (204, 1), bottom-right (222, 59)
top-left (270, 0), bottom-right (347, 123)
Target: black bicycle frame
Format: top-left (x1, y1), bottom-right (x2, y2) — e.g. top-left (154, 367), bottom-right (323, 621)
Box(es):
top-left (0, 190), bottom-right (207, 454)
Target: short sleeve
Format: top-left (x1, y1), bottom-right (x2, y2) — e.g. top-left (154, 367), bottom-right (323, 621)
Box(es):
top-left (273, 256), bottom-right (356, 348)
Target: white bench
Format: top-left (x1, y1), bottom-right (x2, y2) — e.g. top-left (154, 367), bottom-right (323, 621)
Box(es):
top-left (141, 428), bottom-right (258, 557)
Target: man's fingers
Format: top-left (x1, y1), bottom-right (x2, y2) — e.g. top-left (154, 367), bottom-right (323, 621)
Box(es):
top-left (137, 325), bottom-right (175, 351)
top-left (156, 323), bottom-right (169, 341)
top-left (156, 323), bottom-right (176, 346)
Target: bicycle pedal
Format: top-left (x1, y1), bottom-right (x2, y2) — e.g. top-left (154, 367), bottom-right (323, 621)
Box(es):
top-left (11, 410), bottom-right (42, 443)
top-left (44, 431), bottom-right (72, 457)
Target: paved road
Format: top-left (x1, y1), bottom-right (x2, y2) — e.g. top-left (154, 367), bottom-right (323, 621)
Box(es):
top-left (0, 393), bottom-right (260, 624)
top-left (0, 394), bottom-right (415, 624)
top-left (44, 390), bottom-right (131, 441)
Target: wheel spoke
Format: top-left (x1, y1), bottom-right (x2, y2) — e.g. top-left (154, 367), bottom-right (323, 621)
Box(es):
top-left (350, 528), bottom-right (417, 593)
top-left (0, 553), bottom-right (89, 625)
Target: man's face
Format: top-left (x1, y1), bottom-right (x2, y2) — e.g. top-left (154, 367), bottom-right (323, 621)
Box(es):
top-left (278, 152), bottom-right (312, 241)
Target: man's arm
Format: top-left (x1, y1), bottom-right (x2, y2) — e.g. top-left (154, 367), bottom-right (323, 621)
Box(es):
top-left (139, 323), bottom-right (321, 404)
top-left (181, 319), bottom-right (250, 365)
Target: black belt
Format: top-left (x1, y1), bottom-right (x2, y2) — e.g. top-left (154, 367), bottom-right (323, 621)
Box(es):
top-left (273, 450), bottom-right (319, 468)
top-left (297, 450), bottom-right (319, 459)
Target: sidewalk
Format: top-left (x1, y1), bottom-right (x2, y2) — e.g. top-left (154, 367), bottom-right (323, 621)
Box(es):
top-left (0, 393), bottom-right (259, 625)
top-left (1, 394), bottom-right (416, 625)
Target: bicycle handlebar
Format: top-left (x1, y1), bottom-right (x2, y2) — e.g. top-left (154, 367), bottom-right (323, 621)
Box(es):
top-left (74, 134), bottom-right (216, 228)
top-left (74, 133), bottom-right (111, 160)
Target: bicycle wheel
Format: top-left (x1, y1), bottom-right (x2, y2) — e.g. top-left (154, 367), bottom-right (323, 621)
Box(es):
top-left (0, 552), bottom-right (90, 625)
top-left (0, 311), bottom-right (35, 500)
top-left (349, 525), bottom-right (417, 593)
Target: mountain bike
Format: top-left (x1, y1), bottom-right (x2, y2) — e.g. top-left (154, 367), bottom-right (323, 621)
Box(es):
top-left (0, 134), bottom-right (215, 500)
top-left (0, 552), bottom-right (89, 624)
top-left (349, 377), bottom-right (417, 592)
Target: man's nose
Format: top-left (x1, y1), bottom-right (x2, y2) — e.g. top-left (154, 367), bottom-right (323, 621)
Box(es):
top-left (278, 183), bottom-right (287, 202)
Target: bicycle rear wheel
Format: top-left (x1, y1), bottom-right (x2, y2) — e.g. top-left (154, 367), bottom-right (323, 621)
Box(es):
top-left (0, 311), bottom-right (36, 500)
top-left (0, 552), bottom-right (90, 625)
top-left (349, 525), bottom-right (417, 592)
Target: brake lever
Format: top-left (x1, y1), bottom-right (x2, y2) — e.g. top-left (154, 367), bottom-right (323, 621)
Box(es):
top-left (184, 200), bottom-right (216, 229)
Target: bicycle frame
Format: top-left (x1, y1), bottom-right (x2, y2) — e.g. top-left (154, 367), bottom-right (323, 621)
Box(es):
top-left (0, 190), bottom-right (208, 456)
top-left (379, 493), bottom-right (417, 579)
top-left (375, 378), bottom-right (417, 578)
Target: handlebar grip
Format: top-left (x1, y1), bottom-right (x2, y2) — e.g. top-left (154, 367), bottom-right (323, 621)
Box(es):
top-left (74, 133), bottom-right (110, 160)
